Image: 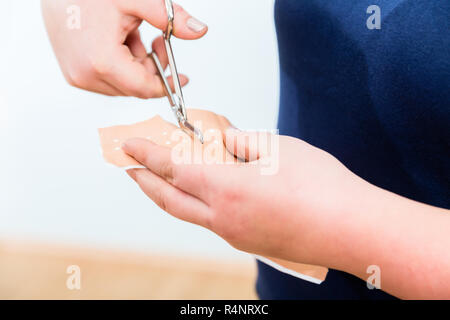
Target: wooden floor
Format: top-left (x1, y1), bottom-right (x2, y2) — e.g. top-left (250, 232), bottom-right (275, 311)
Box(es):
top-left (0, 240), bottom-right (257, 300)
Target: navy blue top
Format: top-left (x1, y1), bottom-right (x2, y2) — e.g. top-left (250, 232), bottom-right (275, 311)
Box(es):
top-left (256, 0), bottom-right (450, 299)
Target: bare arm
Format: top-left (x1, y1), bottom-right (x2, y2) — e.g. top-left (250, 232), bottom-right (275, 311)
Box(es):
top-left (326, 180), bottom-right (450, 299)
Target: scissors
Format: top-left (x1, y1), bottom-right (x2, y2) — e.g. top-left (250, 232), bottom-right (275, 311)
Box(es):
top-left (149, 0), bottom-right (204, 144)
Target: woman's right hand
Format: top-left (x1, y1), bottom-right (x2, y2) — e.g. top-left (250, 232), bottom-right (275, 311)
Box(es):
top-left (41, 0), bottom-right (208, 98)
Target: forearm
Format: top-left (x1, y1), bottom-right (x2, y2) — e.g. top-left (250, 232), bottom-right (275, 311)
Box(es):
top-left (324, 177), bottom-right (450, 299)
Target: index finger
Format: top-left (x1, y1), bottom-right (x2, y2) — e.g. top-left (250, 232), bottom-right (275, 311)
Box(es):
top-left (122, 138), bottom-right (208, 201)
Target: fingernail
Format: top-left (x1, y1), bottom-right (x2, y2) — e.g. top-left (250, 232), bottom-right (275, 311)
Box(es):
top-left (186, 17), bottom-right (207, 33)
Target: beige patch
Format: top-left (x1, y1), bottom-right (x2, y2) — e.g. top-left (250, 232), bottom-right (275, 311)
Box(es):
top-left (98, 109), bottom-right (236, 168)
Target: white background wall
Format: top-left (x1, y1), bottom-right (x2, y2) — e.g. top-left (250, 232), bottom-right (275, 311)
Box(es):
top-left (0, 0), bottom-right (279, 261)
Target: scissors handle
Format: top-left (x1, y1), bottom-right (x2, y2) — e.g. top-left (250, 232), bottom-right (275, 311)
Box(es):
top-left (164, 0), bottom-right (174, 39)
top-left (164, 37), bottom-right (187, 122)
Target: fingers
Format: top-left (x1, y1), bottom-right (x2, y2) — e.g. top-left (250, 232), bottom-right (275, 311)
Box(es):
top-left (150, 36), bottom-right (190, 93)
top-left (122, 138), bottom-right (208, 201)
top-left (70, 77), bottom-right (125, 96)
top-left (97, 33), bottom-right (189, 99)
top-left (123, 138), bottom-right (176, 182)
top-left (96, 44), bottom-right (181, 98)
top-left (97, 79), bottom-right (126, 96)
top-left (109, 45), bottom-right (161, 98)
top-left (124, 29), bottom-right (148, 59)
top-left (127, 169), bottom-right (211, 228)
top-left (121, 1), bottom-right (208, 40)
top-left (225, 128), bottom-right (261, 162)
top-left (152, 36), bottom-right (168, 69)
top-left (66, 63), bottom-right (125, 95)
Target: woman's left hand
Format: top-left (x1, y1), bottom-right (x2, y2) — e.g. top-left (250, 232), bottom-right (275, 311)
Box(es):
top-left (122, 129), bottom-right (365, 266)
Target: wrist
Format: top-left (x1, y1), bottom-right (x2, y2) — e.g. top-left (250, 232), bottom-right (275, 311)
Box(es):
top-left (319, 174), bottom-right (409, 278)
top-left (307, 172), bottom-right (383, 273)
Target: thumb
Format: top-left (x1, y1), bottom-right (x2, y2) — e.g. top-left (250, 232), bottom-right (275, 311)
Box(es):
top-left (122, 0), bottom-right (208, 39)
top-left (224, 127), bottom-right (261, 162)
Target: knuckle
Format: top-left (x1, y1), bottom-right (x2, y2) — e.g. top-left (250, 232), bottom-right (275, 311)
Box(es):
top-left (89, 56), bottom-right (112, 77)
top-left (173, 4), bottom-right (185, 17)
top-left (65, 69), bottom-right (86, 88)
top-left (170, 166), bottom-right (182, 188)
top-left (135, 86), bottom-right (154, 99)
top-left (154, 190), bottom-right (168, 212)
top-left (127, 89), bottom-right (147, 99)
top-left (203, 212), bottom-right (214, 231)
top-left (160, 161), bottom-right (174, 182)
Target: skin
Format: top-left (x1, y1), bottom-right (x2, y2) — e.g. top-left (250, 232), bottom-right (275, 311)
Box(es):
top-left (122, 131), bottom-right (450, 300)
top-left (41, 0), bottom-right (207, 97)
top-left (42, 0), bottom-right (450, 299)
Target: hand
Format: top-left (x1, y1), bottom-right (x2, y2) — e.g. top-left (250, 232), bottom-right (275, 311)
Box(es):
top-left (121, 129), bottom-right (362, 266)
top-left (122, 127), bottom-right (450, 299)
top-left (41, 0), bottom-right (207, 98)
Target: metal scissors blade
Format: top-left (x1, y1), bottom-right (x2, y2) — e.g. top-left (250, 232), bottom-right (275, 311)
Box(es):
top-left (148, 0), bottom-right (204, 144)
